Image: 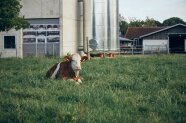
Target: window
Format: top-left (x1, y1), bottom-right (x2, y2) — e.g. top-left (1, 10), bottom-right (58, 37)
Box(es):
top-left (23, 24), bottom-right (60, 43)
top-left (4, 36), bottom-right (16, 49)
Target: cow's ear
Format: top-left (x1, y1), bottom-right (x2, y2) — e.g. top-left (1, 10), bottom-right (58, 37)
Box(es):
top-left (81, 56), bottom-right (88, 62)
top-left (64, 56), bottom-right (72, 62)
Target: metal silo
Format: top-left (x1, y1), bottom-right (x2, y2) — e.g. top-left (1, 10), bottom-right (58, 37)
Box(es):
top-left (107, 0), bottom-right (119, 51)
top-left (83, 0), bottom-right (119, 52)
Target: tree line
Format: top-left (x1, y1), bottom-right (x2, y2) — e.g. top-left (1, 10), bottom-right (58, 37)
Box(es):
top-left (1, 0), bottom-right (186, 35)
top-left (119, 16), bottom-right (186, 35)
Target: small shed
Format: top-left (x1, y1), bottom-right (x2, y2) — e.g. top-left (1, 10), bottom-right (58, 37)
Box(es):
top-left (140, 24), bottom-right (186, 53)
top-left (125, 27), bottom-right (164, 46)
top-left (125, 24), bottom-right (186, 54)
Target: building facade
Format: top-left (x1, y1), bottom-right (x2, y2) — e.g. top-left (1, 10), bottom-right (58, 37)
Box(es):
top-left (0, 0), bottom-right (119, 58)
top-left (140, 24), bottom-right (186, 53)
top-left (125, 24), bottom-right (186, 54)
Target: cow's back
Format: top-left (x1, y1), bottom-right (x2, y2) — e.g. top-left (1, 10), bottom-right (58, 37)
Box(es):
top-left (46, 63), bottom-right (59, 78)
top-left (57, 61), bottom-right (76, 79)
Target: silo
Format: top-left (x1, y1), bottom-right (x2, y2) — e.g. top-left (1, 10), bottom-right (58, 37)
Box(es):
top-left (107, 0), bottom-right (119, 51)
top-left (83, 0), bottom-right (119, 51)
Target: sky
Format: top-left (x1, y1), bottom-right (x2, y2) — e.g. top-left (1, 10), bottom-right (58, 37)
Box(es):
top-left (119, 0), bottom-right (186, 23)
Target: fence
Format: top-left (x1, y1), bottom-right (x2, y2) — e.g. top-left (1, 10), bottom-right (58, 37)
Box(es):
top-left (143, 45), bottom-right (168, 54)
top-left (23, 43), bottom-right (60, 57)
top-left (120, 45), bottom-right (169, 55)
top-left (120, 45), bottom-right (143, 55)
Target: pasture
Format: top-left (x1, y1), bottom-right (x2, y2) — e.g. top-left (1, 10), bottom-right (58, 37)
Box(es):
top-left (0, 54), bottom-right (186, 123)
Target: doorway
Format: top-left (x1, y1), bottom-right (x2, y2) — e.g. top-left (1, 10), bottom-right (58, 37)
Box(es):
top-left (36, 37), bottom-right (46, 56)
top-left (23, 24), bottom-right (60, 57)
top-left (185, 39), bottom-right (186, 52)
top-left (169, 34), bottom-right (186, 53)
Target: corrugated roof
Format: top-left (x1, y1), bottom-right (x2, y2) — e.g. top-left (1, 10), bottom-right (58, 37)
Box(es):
top-left (125, 27), bottom-right (165, 39)
top-left (119, 37), bottom-right (134, 41)
top-left (140, 24), bottom-right (186, 38)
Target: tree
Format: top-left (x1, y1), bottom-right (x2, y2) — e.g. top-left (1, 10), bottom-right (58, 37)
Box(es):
top-left (163, 17), bottom-right (186, 26)
top-left (119, 17), bottom-right (144, 36)
top-left (119, 20), bottom-right (128, 35)
top-left (154, 20), bottom-right (163, 27)
top-left (128, 18), bottom-right (144, 27)
top-left (119, 14), bottom-right (128, 35)
top-left (143, 17), bottom-right (158, 27)
top-left (0, 0), bottom-right (29, 31)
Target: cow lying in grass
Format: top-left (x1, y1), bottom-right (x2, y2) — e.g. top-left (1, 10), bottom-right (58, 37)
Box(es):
top-left (46, 53), bottom-right (88, 84)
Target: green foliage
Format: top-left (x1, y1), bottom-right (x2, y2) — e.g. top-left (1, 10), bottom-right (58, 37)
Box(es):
top-left (0, 55), bottom-right (186, 122)
top-left (143, 17), bottom-right (158, 27)
top-left (0, 0), bottom-right (29, 31)
top-left (119, 16), bottom-right (186, 35)
top-left (119, 20), bottom-right (128, 35)
top-left (163, 17), bottom-right (186, 26)
top-left (119, 18), bottom-right (144, 35)
top-left (154, 20), bottom-right (163, 27)
top-left (128, 18), bottom-right (144, 27)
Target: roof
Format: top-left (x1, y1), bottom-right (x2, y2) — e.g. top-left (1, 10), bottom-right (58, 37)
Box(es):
top-left (140, 23), bottom-right (186, 38)
top-left (119, 37), bottom-right (134, 42)
top-left (125, 27), bottom-right (164, 39)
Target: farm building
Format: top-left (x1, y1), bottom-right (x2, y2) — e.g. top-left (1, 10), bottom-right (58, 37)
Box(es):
top-left (125, 24), bottom-right (186, 54)
top-left (0, 0), bottom-right (119, 58)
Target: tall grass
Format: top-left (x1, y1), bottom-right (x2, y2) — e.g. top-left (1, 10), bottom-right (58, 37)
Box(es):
top-left (0, 54), bottom-right (186, 123)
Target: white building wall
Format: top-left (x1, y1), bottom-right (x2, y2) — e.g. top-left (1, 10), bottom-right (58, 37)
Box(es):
top-left (0, 29), bottom-right (23, 58)
top-left (21, 0), bottom-right (81, 56)
top-left (143, 39), bottom-right (168, 46)
top-left (20, 0), bottom-right (60, 18)
top-left (143, 39), bottom-right (168, 51)
top-left (62, 0), bottom-right (81, 55)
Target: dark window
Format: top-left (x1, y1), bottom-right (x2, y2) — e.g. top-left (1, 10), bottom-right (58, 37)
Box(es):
top-left (47, 37), bottom-right (59, 42)
top-left (47, 31), bottom-right (59, 36)
top-left (23, 38), bottom-right (36, 43)
top-left (4, 36), bottom-right (15, 49)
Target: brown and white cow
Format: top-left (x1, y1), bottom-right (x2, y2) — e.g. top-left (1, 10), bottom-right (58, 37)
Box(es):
top-left (46, 53), bottom-right (88, 84)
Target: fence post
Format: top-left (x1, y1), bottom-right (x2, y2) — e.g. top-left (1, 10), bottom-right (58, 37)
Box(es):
top-left (103, 39), bottom-right (105, 58)
top-left (53, 44), bottom-right (55, 56)
top-left (143, 45), bottom-right (145, 55)
top-left (15, 44), bottom-right (18, 58)
top-left (45, 42), bottom-right (47, 55)
top-left (36, 43), bottom-right (38, 57)
top-left (151, 46), bottom-right (152, 54)
top-left (86, 37), bottom-right (90, 60)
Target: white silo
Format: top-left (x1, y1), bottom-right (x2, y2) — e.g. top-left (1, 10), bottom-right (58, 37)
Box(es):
top-left (82, 0), bottom-right (119, 52)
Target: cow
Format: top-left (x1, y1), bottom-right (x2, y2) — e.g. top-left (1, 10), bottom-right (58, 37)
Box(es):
top-left (46, 53), bottom-right (88, 84)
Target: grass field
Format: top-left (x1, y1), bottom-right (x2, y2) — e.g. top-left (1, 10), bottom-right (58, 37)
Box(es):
top-left (0, 54), bottom-right (186, 123)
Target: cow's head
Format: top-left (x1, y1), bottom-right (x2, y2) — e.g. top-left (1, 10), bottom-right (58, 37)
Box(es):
top-left (64, 53), bottom-right (88, 77)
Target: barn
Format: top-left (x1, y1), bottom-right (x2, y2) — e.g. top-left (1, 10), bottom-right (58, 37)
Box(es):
top-left (125, 24), bottom-right (186, 54)
top-left (0, 0), bottom-right (119, 58)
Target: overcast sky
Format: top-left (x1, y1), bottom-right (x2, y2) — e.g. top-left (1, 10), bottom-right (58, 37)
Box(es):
top-left (119, 0), bottom-right (186, 22)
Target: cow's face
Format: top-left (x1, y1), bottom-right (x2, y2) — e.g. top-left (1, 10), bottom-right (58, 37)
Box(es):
top-left (71, 53), bottom-right (82, 77)
top-left (64, 53), bottom-right (88, 77)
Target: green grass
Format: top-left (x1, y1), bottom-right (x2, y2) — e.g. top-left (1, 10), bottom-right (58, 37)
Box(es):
top-left (0, 54), bottom-right (186, 123)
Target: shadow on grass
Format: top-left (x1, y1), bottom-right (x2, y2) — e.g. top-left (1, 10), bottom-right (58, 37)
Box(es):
top-left (0, 87), bottom-right (41, 100)
top-left (58, 95), bottom-right (80, 103)
top-left (110, 82), bottom-right (135, 91)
